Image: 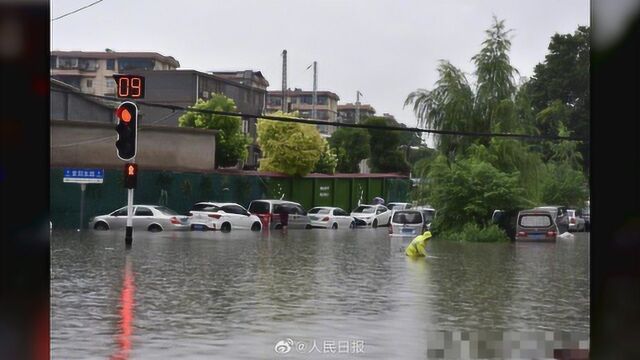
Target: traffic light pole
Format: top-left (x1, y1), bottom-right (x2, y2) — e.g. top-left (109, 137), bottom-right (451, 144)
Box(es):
top-left (125, 187), bottom-right (134, 248)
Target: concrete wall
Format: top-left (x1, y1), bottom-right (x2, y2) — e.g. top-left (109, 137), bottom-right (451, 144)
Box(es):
top-left (51, 120), bottom-right (217, 172)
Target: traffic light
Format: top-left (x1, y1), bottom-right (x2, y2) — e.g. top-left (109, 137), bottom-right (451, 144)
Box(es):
top-left (115, 101), bottom-right (138, 161)
top-left (123, 163), bottom-right (138, 189)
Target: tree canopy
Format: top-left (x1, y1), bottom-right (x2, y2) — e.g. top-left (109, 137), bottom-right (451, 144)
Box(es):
top-left (178, 94), bottom-right (249, 168)
top-left (256, 111), bottom-right (325, 176)
top-left (363, 116), bottom-right (410, 174)
top-left (328, 127), bottom-right (371, 173)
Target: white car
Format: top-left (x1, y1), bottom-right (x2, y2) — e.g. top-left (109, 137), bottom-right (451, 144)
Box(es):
top-left (350, 204), bottom-right (392, 228)
top-left (389, 210), bottom-right (425, 237)
top-left (188, 202), bottom-right (262, 232)
top-left (308, 207), bottom-right (356, 229)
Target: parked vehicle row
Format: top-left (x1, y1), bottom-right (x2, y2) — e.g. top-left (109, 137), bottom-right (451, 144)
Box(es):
top-left (494, 204), bottom-right (589, 242)
top-left (89, 199), bottom-right (432, 233)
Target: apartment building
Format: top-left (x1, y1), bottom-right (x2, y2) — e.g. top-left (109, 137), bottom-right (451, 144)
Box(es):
top-left (266, 88), bottom-right (340, 136)
top-left (50, 49), bottom-right (180, 96)
top-left (337, 103), bottom-right (376, 124)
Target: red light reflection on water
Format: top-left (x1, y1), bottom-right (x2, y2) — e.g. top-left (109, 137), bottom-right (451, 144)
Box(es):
top-left (110, 258), bottom-right (135, 360)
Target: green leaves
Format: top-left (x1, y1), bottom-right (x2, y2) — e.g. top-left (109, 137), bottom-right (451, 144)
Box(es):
top-left (178, 94), bottom-right (249, 168)
top-left (256, 111), bottom-right (325, 176)
top-left (329, 127), bottom-right (370, 173)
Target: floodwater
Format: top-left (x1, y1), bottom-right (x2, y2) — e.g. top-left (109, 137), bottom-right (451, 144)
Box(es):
top-left (51, 228), bottom-right (589, 359)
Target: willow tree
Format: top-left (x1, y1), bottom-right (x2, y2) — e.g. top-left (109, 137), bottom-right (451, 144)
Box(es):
top-left (405, 16), bottom-right (522, 157)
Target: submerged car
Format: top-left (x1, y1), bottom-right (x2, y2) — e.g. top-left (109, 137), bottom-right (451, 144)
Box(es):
top-left (387, 202), bottom-right (413, 211)
top-left (308, 207), bottom-right (356, 229)
top-left (248, 199), bottom-right (312, 229)
top-left (89, 205), bottom-right (190, 232)
top-left (515, 209), bottom-right (557, 242)
top-left (567, 209), bottom-right (586, 232)
top-left (414, 206), bottom-right (437, 231)
top-left (188, 202), bottom-right (262, 232)
top-left (350, 204), bottom-right (392, 228)
top-left (534, 206), bottom-right (569, 234)
top-left (389, 210), bottom-right (425, 236)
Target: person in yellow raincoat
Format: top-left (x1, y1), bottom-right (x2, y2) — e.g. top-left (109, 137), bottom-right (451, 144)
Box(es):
top-left (405, 231), bottom-right (432, 257)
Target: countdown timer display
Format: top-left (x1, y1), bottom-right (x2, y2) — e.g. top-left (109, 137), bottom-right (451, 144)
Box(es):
top-left (113, 75), bottom-right (145, 99)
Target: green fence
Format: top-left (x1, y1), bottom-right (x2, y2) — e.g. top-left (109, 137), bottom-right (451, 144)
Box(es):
top-left (51, 168), bottom-right (411, 229)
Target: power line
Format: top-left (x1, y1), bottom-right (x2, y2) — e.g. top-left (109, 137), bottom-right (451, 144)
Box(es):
top-left (53, 89), bottom-right (588, 143)
top-left (51, 0), bottom-right (104, 22)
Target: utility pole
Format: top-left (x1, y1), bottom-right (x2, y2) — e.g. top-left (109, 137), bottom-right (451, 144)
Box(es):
top-left (281, 50), bottom-right (287, 112)
top-left (355, 90), bottom-right (362, 123)
top-left (312, 61), bottom-right (317, 119)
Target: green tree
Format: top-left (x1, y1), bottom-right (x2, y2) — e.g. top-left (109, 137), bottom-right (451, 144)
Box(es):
top-left (328, 127), bottom-right (370, 173)
top-left (472, 16), bottom-right (519, 135)
top-left (257, 111), bottom-right (325, 176)
top-left (525, 26), bottom-right (590, 172)
top-left (363, 116), bottom-right (410, 174)
top-left (405, 17), bottom-right (520, 157)
top-left (178, 94), bottom-right (249, 168)
top-left (404, 60), bottom-right (474, 158)
top-left (540, 163), bottom-right (588, 207)
top-left (313, 140), bottom-right (338, 174)
top-left (423, 155), bottom-right (528, 233)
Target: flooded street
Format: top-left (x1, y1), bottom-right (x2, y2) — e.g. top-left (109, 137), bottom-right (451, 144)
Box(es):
top-left (51, 229), bottom-right (589, 359)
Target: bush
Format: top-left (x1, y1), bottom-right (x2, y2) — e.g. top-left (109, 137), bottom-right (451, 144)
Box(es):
top-left (439, 223), bottom-right (510, 242)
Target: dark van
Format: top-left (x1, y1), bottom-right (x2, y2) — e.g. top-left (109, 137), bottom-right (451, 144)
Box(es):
top-left (515, 209), bottom-right (557, 242)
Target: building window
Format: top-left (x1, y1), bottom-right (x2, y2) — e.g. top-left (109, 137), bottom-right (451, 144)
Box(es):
top-left (269, 97), bottom-right (282, 106)
top-left (57, 57), bottom-right (78, 69)
top-left (106, 59), bottom-right (115, 70)
top-left (86, 79), bottom-right (93, 88)
top-left (50, 56), bottom-right (57, 69)
top-left (106, 78), bottom-right (115, 88)
top-left (317, 96), bottom-right (327, 105)
top-left (118, 58), bottom-right (155, 71)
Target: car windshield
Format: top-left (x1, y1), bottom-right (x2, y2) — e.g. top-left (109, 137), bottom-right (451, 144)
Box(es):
top-left (309, 208), bottom-right (330, 214)
top-left (248, 201), bottom-right (270, 213)
top-left (388, 204), bottom-right (402, 210)
top-left (155, 206), bottom-right (179, 215)
top-left (392, 211), bottom-right (422, 224)
top-left (353, 206), bottom-right (375, 213)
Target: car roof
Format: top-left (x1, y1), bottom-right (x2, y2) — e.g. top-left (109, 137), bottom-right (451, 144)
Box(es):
top-left (311, 206), bottom-right (339, 210)
top-left (251, 199), bottom-right (301, 205)
top-left (518, 209), bottom-right (553, 216)
top-left (393, 209), bottom-right (422, 213)
top-left (193, 202), bottom-right (242, 207)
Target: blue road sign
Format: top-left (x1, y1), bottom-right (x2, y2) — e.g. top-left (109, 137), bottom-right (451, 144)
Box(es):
top-left (63, 168), bottom-right (104, 183)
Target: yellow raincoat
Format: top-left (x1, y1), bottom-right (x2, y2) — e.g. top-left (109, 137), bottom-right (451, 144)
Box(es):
top-left (405, 231), bottom-right (432, 257)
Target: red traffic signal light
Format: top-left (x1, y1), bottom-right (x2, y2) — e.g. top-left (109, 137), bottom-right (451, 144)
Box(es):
top-left (123, 163), bottom-right (138, 189)
top-left (115, 102), bottom-right (138, 161)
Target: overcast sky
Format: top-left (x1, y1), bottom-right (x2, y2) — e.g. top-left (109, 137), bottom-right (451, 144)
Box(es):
top-left (51, 0), bottom-right (589, 131)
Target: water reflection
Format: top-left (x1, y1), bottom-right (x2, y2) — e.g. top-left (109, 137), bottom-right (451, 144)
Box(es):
top-left (110, 255), bottom-right (135, 360)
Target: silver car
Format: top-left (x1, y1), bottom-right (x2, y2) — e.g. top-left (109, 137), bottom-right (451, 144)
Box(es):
top-left (89, 205), bottom-right (190, 232)
top-left (389, 210), bottom-right (425, 237)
